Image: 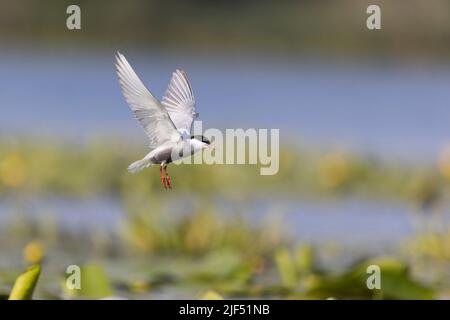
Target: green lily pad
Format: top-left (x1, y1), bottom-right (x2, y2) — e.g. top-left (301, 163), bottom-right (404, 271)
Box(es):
top-left (306, 257), bottom-right (435, 299)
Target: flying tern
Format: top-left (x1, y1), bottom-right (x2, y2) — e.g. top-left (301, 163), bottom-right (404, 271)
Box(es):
top-left (115, 52), bottom-right (212, 189)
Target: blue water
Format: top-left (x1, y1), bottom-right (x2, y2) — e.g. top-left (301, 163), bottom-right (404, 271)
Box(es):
top-left (1, 49), bottom-right (450, 162)
top-left (0, 195), bottom-right (416, 253)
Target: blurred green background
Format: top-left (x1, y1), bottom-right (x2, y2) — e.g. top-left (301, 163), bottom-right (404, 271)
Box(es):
top-left (1, 0), bottom-right (450, 299)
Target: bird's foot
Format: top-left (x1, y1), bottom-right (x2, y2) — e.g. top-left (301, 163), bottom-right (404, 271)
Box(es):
top-left (164, 165), bottom-right (172, 190)
top-left (166, 174), bottom-right (172, 190)
top-left (160, 167), bottom-right (167, 189)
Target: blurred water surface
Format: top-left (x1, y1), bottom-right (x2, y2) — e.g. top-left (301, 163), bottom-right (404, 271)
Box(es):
top-left (0, 195), bottom-right (415, 253)
top-left (1, 49), bottom-right (450, 162)
top-left (1, 49), bottom-right (449, 254)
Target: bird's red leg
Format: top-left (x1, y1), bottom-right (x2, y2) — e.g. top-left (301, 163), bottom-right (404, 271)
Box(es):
top-left (164, 165), bottom-right (172, 190)
top-left (160, 166), bottom-right (167, 189)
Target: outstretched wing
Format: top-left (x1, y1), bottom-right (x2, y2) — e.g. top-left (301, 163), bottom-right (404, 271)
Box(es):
top-left (115, 52), bottom-right (181, 149)
top-left (161, 69), bottom-right (198, 137)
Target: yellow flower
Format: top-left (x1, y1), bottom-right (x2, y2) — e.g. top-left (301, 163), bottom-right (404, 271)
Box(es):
top-left (23, 241), bottom-right (45, 264)
top-left (128, 280), bottom-right (150, 293)
top-left (0, 154), bottom-right (26, 187)
top-left (200, 290), bottom-right (224, 300)
top-left (317, 152), bottom-right (349, 188)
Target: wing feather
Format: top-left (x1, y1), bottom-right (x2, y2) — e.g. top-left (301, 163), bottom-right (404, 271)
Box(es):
top-left (115, 52), bottom-right (181, 149)
top-left (161, 69), bottom-right (198, 137)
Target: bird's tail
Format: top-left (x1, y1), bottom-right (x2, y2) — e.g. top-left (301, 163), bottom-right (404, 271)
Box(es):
top-left (128, 158), bottom-right (153, 173)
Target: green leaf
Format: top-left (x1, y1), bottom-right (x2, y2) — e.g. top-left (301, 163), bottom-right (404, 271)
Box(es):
top-left (9, 265), bottom-right (41, 300)
top-left (295, 244), bottom-right (313, 275)
top-left (306, 257), bottom-right (435, 299)
top-left (188, 250), bottom-right (243, 281)
top-left (275, 248), bottom-right (297, 288)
